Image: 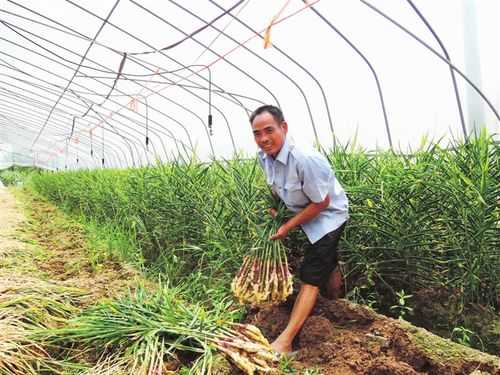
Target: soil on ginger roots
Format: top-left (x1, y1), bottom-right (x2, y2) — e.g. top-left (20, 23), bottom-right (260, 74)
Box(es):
top-left (244, 295), bottom-right (500, 375)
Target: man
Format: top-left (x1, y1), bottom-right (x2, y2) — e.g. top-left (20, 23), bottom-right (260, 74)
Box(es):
top-left (250, 104), bottom-right (349, 355)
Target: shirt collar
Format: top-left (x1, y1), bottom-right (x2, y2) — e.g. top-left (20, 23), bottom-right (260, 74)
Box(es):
top-left (275, 137), bottom-right (291, 165)
top-left (258, 137), bottom-right (291, 165)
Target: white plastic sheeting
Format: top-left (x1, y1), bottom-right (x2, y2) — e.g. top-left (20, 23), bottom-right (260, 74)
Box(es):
top-left (0, 0), bottom-right (498, 169)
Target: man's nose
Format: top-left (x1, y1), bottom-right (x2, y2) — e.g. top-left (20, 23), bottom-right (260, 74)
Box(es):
top-left (260, 134), bottom-right (270, 143)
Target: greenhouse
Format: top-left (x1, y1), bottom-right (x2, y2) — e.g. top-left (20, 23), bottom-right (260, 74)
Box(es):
top-left (0, 1), bottom-right (498, 374)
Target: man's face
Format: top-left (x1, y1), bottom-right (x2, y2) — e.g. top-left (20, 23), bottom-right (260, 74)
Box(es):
top-left (251, 111), bottom-right (288, 158)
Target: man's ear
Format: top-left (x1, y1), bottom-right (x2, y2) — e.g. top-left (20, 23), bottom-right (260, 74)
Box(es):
top-left (281, 121), bottom-right (288, 134)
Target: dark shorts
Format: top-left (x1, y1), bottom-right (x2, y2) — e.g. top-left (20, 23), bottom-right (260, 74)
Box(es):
top-left (299, 222), bottom-right (346, 287)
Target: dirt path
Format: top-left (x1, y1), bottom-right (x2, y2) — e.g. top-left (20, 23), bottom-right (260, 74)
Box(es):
top-left (0, 184), bottom-right (27, 259)
top-left (0, 186), bottom-right (139, 305)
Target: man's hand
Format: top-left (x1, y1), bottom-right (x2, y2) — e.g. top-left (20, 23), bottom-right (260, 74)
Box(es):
top-left (269, 208), bottom-right (278, 219)
top-left (269, 195), bottom-right (330, 241)
top-left (269, 224), bottom-right (289, 240)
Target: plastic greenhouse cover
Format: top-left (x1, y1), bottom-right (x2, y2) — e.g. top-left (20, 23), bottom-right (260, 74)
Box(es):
top-left (0, 0), bottom-right (498, 170)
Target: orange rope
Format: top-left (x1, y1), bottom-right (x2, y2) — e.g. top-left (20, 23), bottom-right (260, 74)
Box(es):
top-left (149, 0), bottom-right (321, 94)
top-left (264, 0), bottom-right (292, 49)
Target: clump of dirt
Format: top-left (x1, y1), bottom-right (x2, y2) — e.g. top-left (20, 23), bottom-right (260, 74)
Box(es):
top-left (298, 315), bottom-right (336, 346)
top-left (245, 304), bottom-right (290, 341)
top-left (245, 297), bottom-right (500, 375)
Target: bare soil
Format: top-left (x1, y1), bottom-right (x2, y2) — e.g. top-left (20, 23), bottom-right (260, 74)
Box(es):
top-left (0, 186), bottom-right (139, 307)
top-left (246, 295), bottom-right (500, 375)
top-left (0, 183), bottom-right (26, 256)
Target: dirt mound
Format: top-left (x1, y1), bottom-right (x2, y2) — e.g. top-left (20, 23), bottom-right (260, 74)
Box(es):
top-left (245, 297), bottom-right (500, 375)
top-left (245, 305), bottom-right (290, 341)
top-left (298, 315), bottom-right (336, 346)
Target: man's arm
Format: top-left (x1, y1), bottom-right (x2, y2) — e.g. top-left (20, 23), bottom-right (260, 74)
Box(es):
top-left (270, 194), bottom-right (330, 240)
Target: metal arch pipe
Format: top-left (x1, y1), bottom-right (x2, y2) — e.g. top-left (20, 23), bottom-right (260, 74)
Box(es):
top-left (0, 31), bottom-right (194, 157)
top-left (0, 49), bottom-right (189, 161)
top-left (0, 85), bottom-right (69, 117)
top-left (70, 90), bottom-right (141, 167)
top-left (0, 100), bottom-right (74, 136)
top-left (29, 0), bottom-right (122, 150)
top-left (0, 83), bottom-right (144, 162)
top-left (0, 73), bottom-right (178, 164)
top-left (0, 5), bottom-right (199, 152)
top-left (8, 0), bottom-right (316, 154)
top-left (126, 0), bottom-right (281, 108)
top-left (303, 2), bottom-right (393, 149)
top-left (0, 93), bottom-right (66, 124)
top-left (163, 1), bottom-right (320, 147)
top-left (0, 88), bottom-right (138, 168)
top-left (0, 10), bottom-right (242, 153)
top-left (125, 57), bottom-right (240, 153)
top-left (61, 1), bottom-right (226, 155)
top-left (0, 50), bottom-right (187, 162)
top-left (121, 18), bottom-right (256, 150)
top-left (0, 121), bottom-right (99, 169)
top-left (0, 109), bottom-right (128, 169)
top-left (0, 88), bottom-right (88, 128)
top-left (405, 0), bottom-right (467, 138)
top-left (57, 0), bottom-right (269, 150)
top-left (0, 99), bottom-right (80, 138)
top-left (3, 45), bottom-right (214, 157)
top-left (2, 5), bottom-right (261, 155)
top-left (209, 0), bottom-right (336, 143)
top-left (360, 0), bottom-right (499, 121)
top-left (0, 113), bottom-right (125, 169)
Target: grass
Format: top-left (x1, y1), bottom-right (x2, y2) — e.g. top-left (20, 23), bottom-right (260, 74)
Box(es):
top-left (5, 132), bottom-right (499, 356)
top-left (401, 320), bottom-right (500, 367)
top-left (27, 135), bottom-right (499, 310)
top-left (0, 166), bottom-right (42, 186)
top-left (0, 278), bottom-right (87, 375)
top-left (38, 284), bottom-right (276, 374)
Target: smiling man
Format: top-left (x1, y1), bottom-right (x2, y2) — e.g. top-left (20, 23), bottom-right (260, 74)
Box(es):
top-left (250, 104), bottom-right (349, 355)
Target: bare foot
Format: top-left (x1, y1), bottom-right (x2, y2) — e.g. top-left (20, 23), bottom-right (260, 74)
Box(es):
top-left (271, 337), bottom-right (292, 354)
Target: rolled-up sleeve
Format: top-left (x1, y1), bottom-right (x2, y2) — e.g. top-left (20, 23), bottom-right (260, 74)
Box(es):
top-left (299, 154), bottom-right (333, 203)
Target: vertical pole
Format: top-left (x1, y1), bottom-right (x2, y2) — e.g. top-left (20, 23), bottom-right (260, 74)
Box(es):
top-left (462, 0), bottom-right (485, 136)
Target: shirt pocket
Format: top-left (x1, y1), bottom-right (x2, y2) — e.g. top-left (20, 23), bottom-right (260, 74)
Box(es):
top-left (283, 180), bottom-right (309, 207)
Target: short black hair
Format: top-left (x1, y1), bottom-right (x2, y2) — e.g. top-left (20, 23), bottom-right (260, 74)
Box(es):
top-left (249, 105), bottom-right (285, 124)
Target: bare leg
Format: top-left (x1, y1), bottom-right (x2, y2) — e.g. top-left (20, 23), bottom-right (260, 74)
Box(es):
top-left (325, 266), bottom-right (343, 299)
top-left (271, 283), bottom-right (319, 353)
